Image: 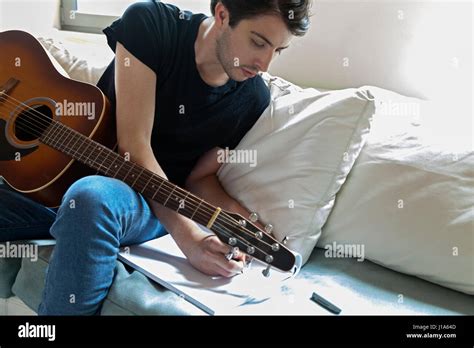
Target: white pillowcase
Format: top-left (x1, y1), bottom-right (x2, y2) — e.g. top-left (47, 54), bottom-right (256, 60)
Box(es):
top-left (37, 38), bottom-right (70, 79)
top-left (217, 75), bottom-right (376, 264)
top-left (318, 87), bottom-right (474, 294)
top-left (37, 35), bottom-right (110, 85)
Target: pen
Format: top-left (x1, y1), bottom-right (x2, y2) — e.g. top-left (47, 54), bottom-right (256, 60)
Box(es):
top-left (311, 291), bottom-right (342, 315)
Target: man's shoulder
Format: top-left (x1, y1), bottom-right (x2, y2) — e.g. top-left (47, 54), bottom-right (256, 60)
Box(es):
top-left (250, 75), bottom-right (271, 106)
top-left (122, 1), bottom-right (183, 28)
top-left (231, 75), bottom-right (271, 116)
top-left (124, 1), bottom-right (176, 16)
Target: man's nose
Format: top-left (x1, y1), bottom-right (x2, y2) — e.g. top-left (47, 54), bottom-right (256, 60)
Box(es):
top-left (256, 49), bottom-right (276, 73)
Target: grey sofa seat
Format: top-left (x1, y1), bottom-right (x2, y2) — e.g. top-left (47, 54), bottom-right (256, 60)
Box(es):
top-left (2, 240), bottom-right (473, 315)
top-left (9, 244), bottom-right (204, 315)
top-left (0, 257), bottom-right (21, 299)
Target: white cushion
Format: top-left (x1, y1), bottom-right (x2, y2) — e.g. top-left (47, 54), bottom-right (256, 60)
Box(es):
top-left (36, 35), bottom-right (111, 85)
top-left (217, 75), bottom-right (376, 264)
top-left (318, 87), bottom-right (474, 294)
top-left (37, 39), bottom-right (69, 79)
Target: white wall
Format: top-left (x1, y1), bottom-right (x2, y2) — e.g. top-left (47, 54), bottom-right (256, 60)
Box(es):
top-left (1, 0), bottom-right (471, 105)
top-left (0, 0), bottom-right (60, 34)
top-left (269, 0), bottom-right (472, 103)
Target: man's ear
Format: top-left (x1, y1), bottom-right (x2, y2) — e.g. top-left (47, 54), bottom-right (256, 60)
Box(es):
top-left (214, 2), bottom-right (229, 27)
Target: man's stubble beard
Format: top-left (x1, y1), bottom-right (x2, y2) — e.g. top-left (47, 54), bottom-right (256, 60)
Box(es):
top-left (215, 28), bottom-right (243, 82)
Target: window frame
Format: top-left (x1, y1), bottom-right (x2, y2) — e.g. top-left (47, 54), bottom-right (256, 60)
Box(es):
top-left (60, 0), bottom-right (211, 33)
top-left (60, 0), bottom-right (120, 34)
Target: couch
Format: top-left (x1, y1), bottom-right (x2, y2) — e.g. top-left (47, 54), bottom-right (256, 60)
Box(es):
top-left (1, 0), bottom-right (473, 315)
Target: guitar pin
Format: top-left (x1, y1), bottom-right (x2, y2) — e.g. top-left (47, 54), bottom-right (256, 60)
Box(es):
top-left (264, 224), bottom-right (274, 234)
top-left (249, 212), bottom-right (259, 223)
top-left (262, 255), bottom-right (274, 277)
top-left (262, 236), bottom-right (287, 277)
top-left (225, 247), bottom-right (239, 261)
top-left (262, 264), bottom-right (271, 277)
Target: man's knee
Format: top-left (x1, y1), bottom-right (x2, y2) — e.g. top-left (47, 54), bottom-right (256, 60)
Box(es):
top-left (52, 176), bottom-right (137, 241)
top-left (60, 175), bottom-right (134, 212)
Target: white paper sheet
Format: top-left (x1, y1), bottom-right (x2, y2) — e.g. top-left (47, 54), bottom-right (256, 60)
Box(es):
top-left (118, 234), bottom-right (324, 315)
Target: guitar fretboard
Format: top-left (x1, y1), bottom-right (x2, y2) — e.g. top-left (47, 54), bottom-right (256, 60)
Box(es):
top-left (40, 120), bottom-right (217, 227)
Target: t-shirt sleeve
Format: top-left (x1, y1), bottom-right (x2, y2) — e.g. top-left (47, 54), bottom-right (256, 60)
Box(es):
top-left (103, 2), bottom-right (171, 74)
top-left (221, 77), bottom-right (271, 150)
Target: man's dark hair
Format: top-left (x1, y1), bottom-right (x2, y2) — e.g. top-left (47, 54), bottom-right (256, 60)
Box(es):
top-left (210, 0), bottom-right (311, 37)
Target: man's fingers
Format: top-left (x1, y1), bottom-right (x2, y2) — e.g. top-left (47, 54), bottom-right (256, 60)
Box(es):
top-left (210, 236), bottom-right (235, 254)
top-left (213, 253), bottom-right (244, 275)
top-left (205, 236), bottom-right (248, 276)
top-left (208, 235), bottom-right (245, 259)
top-left (214, 264), bottom-right (236, 278)
top-left (232, 250), bottom-right (247, 263)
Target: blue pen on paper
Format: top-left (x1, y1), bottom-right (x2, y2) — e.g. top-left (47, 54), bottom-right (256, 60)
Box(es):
top-left (311, 292), bottom-right (342, 315)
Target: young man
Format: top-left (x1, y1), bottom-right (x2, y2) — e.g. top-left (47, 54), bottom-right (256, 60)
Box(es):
top-left (0, 0), bottom-right (310, 315)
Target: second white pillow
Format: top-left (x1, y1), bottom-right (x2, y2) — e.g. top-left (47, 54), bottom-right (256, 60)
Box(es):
top-left (217, 76), bottom-right (376, 264)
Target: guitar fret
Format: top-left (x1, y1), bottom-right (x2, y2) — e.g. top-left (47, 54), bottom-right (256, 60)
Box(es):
top-left (52, 124), bottom-right (69, 150)
top-left (190, 198), bottom-right (203, 220)
top-left (141, 172), bottom-right (153, 194)
top-left (40, 124), bottom-right (53, 144)
top-left (81, 139), bottom-right (97, 166)
top-left (104, 155), bottom-right (118, 176)
top-left (45, 123), bottom-right (59, 147)
top-left (163, 186), bottom-right (175, 207)
top-left (65, 131), bottom-right (82, 158)
top-left (39, 124), bottom-right (50, 142)
top-left (177, 192), bottom-right (189, 212)
top-left (121, 161), bottom-right (135, 182)
top-left (58, 128), bottom-right (77, 155)
top-left (74, 134), bottom-right (90, 163)
top-left (95, 146), bottom-right (110, 173)
top-left (130, 167), bottom-right (143, 187)
top-left (45, 123), bottom-right (62, 147)
top-left (111, 158), bottom-right (126, 179)
top-left (152, 180), bottom-right (165, 200)
top-left (89, 145), bottom-right (103, 171)
top-left (53, 125), bottom-right (70, 152)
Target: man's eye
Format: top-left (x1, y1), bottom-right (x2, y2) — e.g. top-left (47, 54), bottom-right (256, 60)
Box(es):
top-left (252, 39), bottom-right (265, 48)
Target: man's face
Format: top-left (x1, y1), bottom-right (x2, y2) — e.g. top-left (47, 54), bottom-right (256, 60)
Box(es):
top-left (215, 13), bottom-right (293, 82)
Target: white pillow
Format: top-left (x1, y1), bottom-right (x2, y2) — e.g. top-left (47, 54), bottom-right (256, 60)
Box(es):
top-left (37, 36), bottom-right (110, 85)
top-left (318, 87), bottom-right (474, 294)
top-left (217, 75), bottom-right (376, 264)
top-left (37, 38), bottom-right (70, 79)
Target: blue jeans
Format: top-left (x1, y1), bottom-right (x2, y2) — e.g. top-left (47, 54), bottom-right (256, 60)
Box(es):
top-left (0, 175), bottom-right (167, 315)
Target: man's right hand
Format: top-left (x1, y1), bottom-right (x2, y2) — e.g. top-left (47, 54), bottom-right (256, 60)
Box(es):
top-left (181, 229), bottom-right (246, 278)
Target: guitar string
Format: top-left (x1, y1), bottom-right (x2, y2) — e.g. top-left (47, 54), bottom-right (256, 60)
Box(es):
top-left (0, 95), bottom-right (278, 257)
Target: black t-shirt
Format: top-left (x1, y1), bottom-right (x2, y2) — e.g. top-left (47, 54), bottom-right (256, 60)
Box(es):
top-left (97, 1), bottom-right (270, 186)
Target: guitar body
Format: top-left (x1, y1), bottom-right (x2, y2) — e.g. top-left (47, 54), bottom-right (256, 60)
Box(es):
top-left (0, 30), bottom-right (115, 207)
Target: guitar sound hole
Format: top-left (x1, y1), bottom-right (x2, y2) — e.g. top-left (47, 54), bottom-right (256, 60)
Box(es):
top-left (14, 104), bottom-right (53, 141)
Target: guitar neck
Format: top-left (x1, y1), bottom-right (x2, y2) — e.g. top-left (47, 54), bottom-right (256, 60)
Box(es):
top-left (37, 118), bottom-right (297, 273)
top-left (40, 120), bottom-right (217, 228)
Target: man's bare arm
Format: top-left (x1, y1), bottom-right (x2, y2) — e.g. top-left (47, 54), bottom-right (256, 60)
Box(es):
top-left (185, 147), bottom-right (265, 230)
top-left (114, 43), bottom-right (244, 277)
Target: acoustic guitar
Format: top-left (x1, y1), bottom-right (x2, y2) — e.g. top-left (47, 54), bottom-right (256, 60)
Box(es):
top-left (0, 30), bottom-right (301, 276)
